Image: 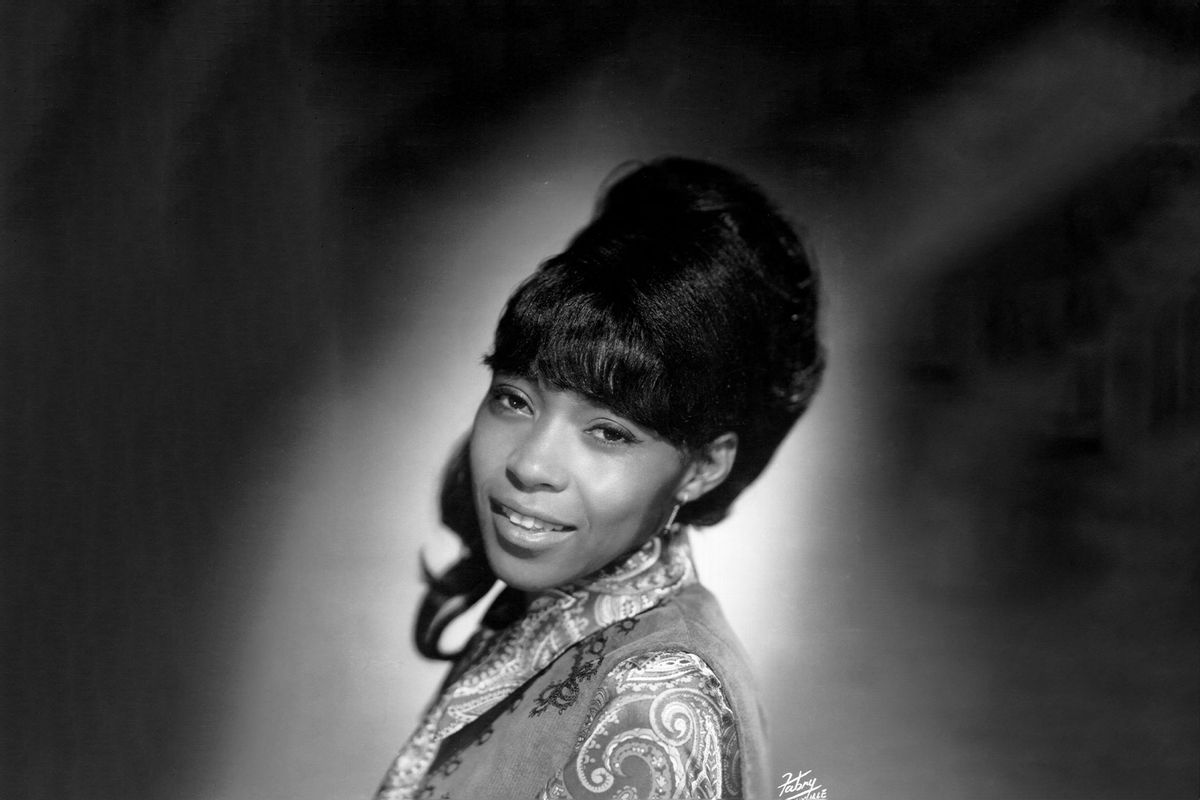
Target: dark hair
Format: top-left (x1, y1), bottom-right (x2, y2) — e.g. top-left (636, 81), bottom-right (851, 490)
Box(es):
top-left (416, 157), bottom-right (824, 659)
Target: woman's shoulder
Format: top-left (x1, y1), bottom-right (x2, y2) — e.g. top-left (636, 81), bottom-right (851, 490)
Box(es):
top-left (604, 582), bottom-right (757, 676)
top-left (541, 587), bottom-right (771, 798)
top-left (539, 646), bottom-right (743, 800)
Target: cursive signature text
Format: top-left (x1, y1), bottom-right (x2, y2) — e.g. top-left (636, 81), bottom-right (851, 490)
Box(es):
top-left (778, 768), bottom-right (827, 800)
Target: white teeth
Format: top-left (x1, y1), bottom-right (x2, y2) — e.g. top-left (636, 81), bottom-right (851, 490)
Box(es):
top-left (502, 507), bottom-right (565, 532)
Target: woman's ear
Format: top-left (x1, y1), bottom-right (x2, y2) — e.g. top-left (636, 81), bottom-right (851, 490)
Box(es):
top-left (677, 433), bottom-right (738, 504)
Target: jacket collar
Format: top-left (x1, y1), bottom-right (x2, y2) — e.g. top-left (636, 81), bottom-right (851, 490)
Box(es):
top-left (376, 528), bottom-right (696, 799)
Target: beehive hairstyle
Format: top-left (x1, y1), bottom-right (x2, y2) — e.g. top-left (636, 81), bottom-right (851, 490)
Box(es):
top-left (416, 157), bottom-right (824, 659)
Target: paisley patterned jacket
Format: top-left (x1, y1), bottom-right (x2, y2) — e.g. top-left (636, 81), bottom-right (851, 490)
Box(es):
top-left (375, 531), bottom-right (771, 800)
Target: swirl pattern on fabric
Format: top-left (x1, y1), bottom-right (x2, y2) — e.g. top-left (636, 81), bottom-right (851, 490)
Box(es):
top-left (540, 651), bottom-right (740, 800)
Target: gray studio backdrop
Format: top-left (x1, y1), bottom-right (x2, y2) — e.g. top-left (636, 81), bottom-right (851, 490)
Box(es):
top-left (3, 2), bottom-right (1197, 799)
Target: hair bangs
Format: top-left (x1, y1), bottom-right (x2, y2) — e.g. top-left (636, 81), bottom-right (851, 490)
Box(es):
top-left (484, 264), bottom-right (692, 445)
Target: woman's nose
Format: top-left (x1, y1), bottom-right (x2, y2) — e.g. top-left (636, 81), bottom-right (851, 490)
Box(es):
top-left (505, 424), bottom-right (567, 492)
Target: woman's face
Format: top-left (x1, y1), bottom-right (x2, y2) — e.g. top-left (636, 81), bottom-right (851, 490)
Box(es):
top-left (469, 374), bottom-right (693, 592)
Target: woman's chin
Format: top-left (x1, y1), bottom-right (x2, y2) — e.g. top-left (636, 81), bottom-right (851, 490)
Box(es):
top-left (481, 529), bottom-right (566, 592)
top-left (488, 557), bottom-right (561, 593)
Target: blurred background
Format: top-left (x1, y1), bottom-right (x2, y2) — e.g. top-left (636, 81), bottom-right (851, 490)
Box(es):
top-left (2, 1), bottom-right (1197, 798)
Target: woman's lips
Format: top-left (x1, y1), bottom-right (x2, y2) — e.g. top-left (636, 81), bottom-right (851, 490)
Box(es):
top-left (489, 498), bottom-right (576, 551)
top-left (490, 498), bottom-right (574, 531)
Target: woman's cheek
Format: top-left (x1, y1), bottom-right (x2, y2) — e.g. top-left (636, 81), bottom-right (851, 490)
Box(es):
top-left (584, 465), bottom-right (650, 530)
top-left (469, 418), bottom-right (508, 480)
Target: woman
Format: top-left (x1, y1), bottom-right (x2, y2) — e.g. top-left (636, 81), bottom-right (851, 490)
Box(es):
top-left (376, 157), bottom-right (823, 800)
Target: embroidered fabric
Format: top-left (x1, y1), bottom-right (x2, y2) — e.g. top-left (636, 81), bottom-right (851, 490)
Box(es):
top-left (539, 650), bottom-right (741, 800)
top-left (375, 529), bottom-right (697, 800)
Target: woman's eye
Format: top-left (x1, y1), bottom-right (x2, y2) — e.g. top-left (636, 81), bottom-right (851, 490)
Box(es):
top-left (489, 387), bottom-right (531, 415)
top-left (586, 424), bottom-right (637, 446)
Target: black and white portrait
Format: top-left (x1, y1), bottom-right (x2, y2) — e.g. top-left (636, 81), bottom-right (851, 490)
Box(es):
top-left (3, 2), bottom-right (1197, 798)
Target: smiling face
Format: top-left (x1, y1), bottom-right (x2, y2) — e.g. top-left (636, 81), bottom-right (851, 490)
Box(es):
top-left (469, 374), bottom-right (697, 592)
